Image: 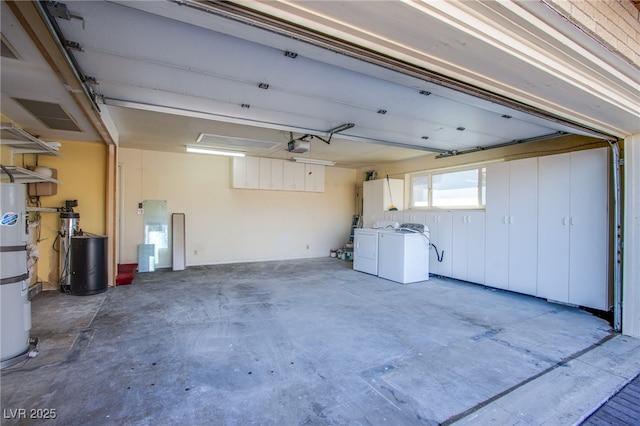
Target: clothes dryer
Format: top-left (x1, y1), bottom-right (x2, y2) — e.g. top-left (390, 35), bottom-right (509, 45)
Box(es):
top-left (353, 221), bottom-right (399, 275)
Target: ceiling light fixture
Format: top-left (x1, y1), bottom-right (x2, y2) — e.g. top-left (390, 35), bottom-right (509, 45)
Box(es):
top-left (292, 157), bottom-right (336, 166)
top-left (186, 146), bottom-right (245, 157)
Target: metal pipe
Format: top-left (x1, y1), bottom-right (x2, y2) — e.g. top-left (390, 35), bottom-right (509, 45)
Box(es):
top-left (0, 164), bottom-right (15, 183)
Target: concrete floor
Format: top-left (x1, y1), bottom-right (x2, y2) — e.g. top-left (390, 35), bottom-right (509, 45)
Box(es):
top-left (2, 258), bottom-right (639, 425)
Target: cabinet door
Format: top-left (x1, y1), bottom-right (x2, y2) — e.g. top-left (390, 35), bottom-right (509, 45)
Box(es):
top-left (507, 158), bottom-right (538, 295)
top-left (466, 211), bottom-right (486, 285)
top-left (484, 162), bottom-right (510, 290)
top-left (568, 148), bottom-right (609, 309)
top-left (537, 153), bottom-right (571, 303)
top-left (384, 210), bottom-right (402, 222)
top-left (451, 211), bottom-right (470, 281)
top-left (231, 157), bottom-right (246, 189)
top-left (425, 211), bottom-right (452, 276)
top-left (438, 212), bottom-right (453, 277)
top-left (231, 157), bottom-right (259, 189)
top-left (363, 180), bottom-right (386, 226)
top-left (402, 210), bottom-right (426, 226)
top-left (259, 158), bottom-right (283, 190)
top-left (362, 181), bottom-right (375, 228)
top-left (451, 210), bottom-right (485, 283)
top-left (283, 161), bottom-right (305, 191)
top-left (245, 157), bottom-right (260, 189)
top-left (425, 212), bottom-right (441, 275)
top-left (304, 164), bottom-right (324, 192)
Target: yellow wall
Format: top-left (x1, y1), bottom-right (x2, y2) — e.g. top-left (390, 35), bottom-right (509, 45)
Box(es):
top-left (18, 140), bottom-right (107, 289)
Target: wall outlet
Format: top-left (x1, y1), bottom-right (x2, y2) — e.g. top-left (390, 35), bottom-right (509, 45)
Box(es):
top-left (137, 208), bottom-right (144, 215)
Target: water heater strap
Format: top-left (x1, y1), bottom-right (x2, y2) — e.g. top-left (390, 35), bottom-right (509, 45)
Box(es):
top-left (0, 273), bottom-right (29, 285)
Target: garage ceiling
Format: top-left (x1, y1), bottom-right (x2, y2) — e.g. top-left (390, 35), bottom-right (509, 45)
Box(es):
top-left (1, 1), bottom-right (638, 168)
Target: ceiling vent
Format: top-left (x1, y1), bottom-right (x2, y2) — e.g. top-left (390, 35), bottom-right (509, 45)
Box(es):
top-left (1, 34), bottom-right (20, 60)
top-left (13, 98), bottom-right (81, 131)
top-left (196, 133), bottom-right (281, 151)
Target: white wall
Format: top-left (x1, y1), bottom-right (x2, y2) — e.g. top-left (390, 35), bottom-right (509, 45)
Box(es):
top-left (118, 148), bottom-right (356, 266)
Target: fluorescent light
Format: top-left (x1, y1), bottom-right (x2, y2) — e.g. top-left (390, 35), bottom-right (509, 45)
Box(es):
top-left (292, 157), bottom-right (336, 166)
top-left (186, 146), bottom-right (245, 157)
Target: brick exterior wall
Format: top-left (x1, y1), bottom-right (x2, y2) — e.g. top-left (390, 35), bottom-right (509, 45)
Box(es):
top-left (543, 0), bottom-right (640, 68)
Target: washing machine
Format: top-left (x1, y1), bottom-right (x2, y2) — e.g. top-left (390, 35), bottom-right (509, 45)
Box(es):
top-left (378, 225), bottom-right (430, 284)
top-left (353, 221), bottom-right (399, 275)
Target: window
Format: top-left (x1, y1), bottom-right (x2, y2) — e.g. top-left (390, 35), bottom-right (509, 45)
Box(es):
top-left (410, 167), bottom-right (486, 208)
top-left (411, 174), bottom-right (429, 207)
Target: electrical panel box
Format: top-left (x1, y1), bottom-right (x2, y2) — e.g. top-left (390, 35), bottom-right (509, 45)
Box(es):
top-left (28, 169), bottom-right (57, 196)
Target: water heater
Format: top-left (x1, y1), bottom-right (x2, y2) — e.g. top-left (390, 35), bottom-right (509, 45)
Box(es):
top-left (0, 183), bottom-right (33, 368)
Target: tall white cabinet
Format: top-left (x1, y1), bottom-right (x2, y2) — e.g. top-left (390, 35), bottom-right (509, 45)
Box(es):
top-left (485, 158), bottom-right (538, 295)
top-left (362, 178), bottom-right (403, 228)
top-left (537, 148), bottom-right (609, 310)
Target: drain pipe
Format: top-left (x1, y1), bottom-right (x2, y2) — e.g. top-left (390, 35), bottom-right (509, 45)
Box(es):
top-left (609, 140), bottom-right (623, 331)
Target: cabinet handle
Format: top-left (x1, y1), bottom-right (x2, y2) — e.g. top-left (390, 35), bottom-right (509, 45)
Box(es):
top-left (562, 217), bottom-right (567, 226)
top-left (503, 216), bottom-right (508, 224)
top-left (509, 216), bottom-right (514, 225)
top-left (570, 217), bottom-right (574, 226)
top-left (467, 215), bottom-right (472, 223)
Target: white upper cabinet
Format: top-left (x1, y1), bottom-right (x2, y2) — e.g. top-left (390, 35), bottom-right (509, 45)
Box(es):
top-left (537, 148), bottom-right (609, 310)
top-left (259, 158), bottom-right (283, 190)
top-left (485, 158), bottom-right (538, 294)
top-left (303, 164), bottom-right (325, 192)
top-left (232, 158), bottom-right (323, 193)
top-left (283, 161), bottom-right (306, 191)
top-left (231, 157), bottom-right (260, 189)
